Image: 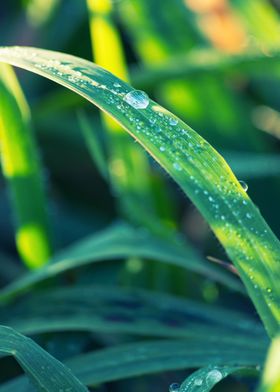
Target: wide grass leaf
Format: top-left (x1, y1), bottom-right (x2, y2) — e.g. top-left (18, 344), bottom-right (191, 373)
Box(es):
top-left (0, 223), bottom-right (243, 302)
top-left (0, 47), bottom-right (279, 337)
top-left (0, 325), bottom-right (88, 391)
top-left (2, 285), bottom-right (266, 342)
top-left (0, 338), bottom-right (266, 390)
top-left (258, 335), bottom-right (280, 392)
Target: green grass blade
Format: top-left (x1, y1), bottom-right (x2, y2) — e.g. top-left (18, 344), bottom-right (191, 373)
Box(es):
top-left (2, 285), bottom-right (265, 342)
top-left (258, 335), bottom-right (280, 392)
top-left (0, 338), bottom-right (266, 390)
top-left (0, 47), bottom-right (279, 337)
top-left (0, 325), bottom-right (88, 391)
top-left (0, 63), bottom-right (52, 269)
top-left (178, 365), bottom-right (249, 391)
top-left (0, 223), bottom-right (243, 302)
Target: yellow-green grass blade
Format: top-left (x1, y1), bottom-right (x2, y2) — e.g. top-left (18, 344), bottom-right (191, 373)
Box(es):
top-left (2, 285), bottom-right (266, 342)
top-left (0, 223), bottom-right (243, 302)
top-left (258, 334), bottom-right (280, 392)
top-left (0, 325), bottom-right (88, 391)
top-left (0, 47), bottom-right (279, 337)
top-left (0, 63), bottom-right (52, 269)
top-left (0, 338), bottom-right (266, 391)
top-left (178, 365), bottom-right (252, 392)
top-left (86, 0), bottom-right (160, 228)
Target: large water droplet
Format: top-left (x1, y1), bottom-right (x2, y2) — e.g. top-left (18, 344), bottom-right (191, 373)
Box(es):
top-left (123, 90), bottom-right (149, 109)
top-left (239, 180), bottom-right (248, 192)
top-left (169, 117), bottom-right (178, 126)
top-left (169, 383), bottom-right (180, 392)
top-left (206, 369), bottom-right (223, 386)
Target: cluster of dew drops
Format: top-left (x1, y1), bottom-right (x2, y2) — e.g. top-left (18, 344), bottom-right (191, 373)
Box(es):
top-left (169, 368), bottom-right (223, 391)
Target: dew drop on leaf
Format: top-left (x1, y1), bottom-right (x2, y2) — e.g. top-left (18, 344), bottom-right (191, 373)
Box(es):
top-left (239, 180), bottom-right (248, 192)
top-left (169, 383), bottom-right (180, 392)
top-left (123, 90), bottom-right (149, 109)
top-left (173, 162), bottom-right (182, 171)
top-left (206, 369), bottom-right (223, 386)
top-left (194, 378), bottom-right (203, 386)
top-left (169, 117), bottom-right (178, 126)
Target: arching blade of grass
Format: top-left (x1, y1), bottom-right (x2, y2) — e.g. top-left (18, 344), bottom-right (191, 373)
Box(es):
top-left (0, 47), bottom-right (279, 337)
top-left (0, 325), bottom-right (88, 392)
top-left (258, 334), bottom-right (280, 392)
top-left (0, 223), bottom-right (243, 302)
top-left (0, 338), bottom-right (266, 391)
top-left (2, 285), bottom-right (266, 341)
top-left (0, 64), bottom-right (52, 269)
top-left (178, 365), bottom-right (251, 392)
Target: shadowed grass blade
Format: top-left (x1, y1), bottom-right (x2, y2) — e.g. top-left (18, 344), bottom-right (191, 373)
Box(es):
top-left (2, 285), bottom-right (266, 342)
top-left (0, 223), bottom-right (243, 302)
top-left (0, 325), bottom-right (88, 391)
top-left (0, 338), bottom-right (266, 390)
top-left (0, 47), bottom-right (279, 337)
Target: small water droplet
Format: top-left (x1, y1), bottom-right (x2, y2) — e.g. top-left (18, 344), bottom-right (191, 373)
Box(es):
top-left (173, 162), bottom-right (182, 171)
top-left (206, 369), bottom-right (223, 386)
top-left (160, 146), bottom-right (166, 152)
top-left (169, 383), bottom-right (180, 392)
top-left (246, 213), bottom-right (252, 219)
top-left (113, 82), bottom-right (121, 88)
top-left (169, 117), bottom-right (178, 126)
top-left (124, 90), bottom-right (149, 109)
top-left (194, 378), bottom-right (203, 386)
top-left (239, 180), bottom-right (248, 192)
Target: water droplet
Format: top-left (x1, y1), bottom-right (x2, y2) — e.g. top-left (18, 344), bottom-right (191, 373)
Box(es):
top-left (239, 180), bottom-right (248, 192)
top-left (169, 383), bottom-right (180, 392)
top-left (246, 213), bottom-right (252, 219)
top-left (169, 117), bottom-right (178, 126)
top-left (124, 90), bottom-right (149, 109)
top-left (113, 82), bottom-right (121, 88)
top-left (160, 146), bottom-right (166, 152)
top-left (206, 369), bottom-right (223, 386)
top-left (173, 162), bottom-right (182, 171)
top-left (194, 378), bottom-right (203, 386)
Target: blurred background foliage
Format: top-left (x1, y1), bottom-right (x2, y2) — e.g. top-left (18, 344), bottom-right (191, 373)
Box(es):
top-left (1, 0), bottom-right (280, 390)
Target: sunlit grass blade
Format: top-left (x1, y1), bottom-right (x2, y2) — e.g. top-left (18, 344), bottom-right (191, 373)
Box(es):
top-left (0, 63), bottom-right (52, 269)
top-left (87, 0), bottom-right (161, 228)
top-left (2, 285), bottom-right (266, 341)
top-left (0, 325), bottom-right (88, 391)
top-left (0, 223), bottom-right (243, 302)
top-left (0, 338), bottom-right (266, 391)
top-left (0, 47), bottom-right (279, 337)
top-left (178, 365), bottom-right (250, 391)
top-left (258, 334), bottom-right (280, 392)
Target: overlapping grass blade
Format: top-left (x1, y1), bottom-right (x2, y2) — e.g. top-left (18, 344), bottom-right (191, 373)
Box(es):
top-left (258, 335), bottom-right (280, 392)
top-left (0, 325), bottom-right (88, 391)
top-left (0, 47), bottom-right (279, 337)
top-left (0, 338), bottom-right (266, 391)
top-left (0, 63), bottom-right (52, 269)
top-left (0, 223), bottom-right (243, 302)
top-left (178, 365), bottom-right (250, 391)
top-left (2, 285), bottom-right (265, 341)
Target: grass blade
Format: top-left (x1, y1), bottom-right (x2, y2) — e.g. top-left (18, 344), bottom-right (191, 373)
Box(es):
top-left (0, 47), bottom-right (279, 337)
top-left (258, 335), bottom-right (280, 392)
top-left (0, 338), bottom-right (266, 390)
top-left (2, 285), bottom-right (265, 342)
top-left (178, 365), bottom-right (250, 391)
top-left (0, 63), bottom-right (52, 269)
top-left (0, 325), bottom-right (88, 391)
top-left (0, 223), bottom-right (243, 302)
